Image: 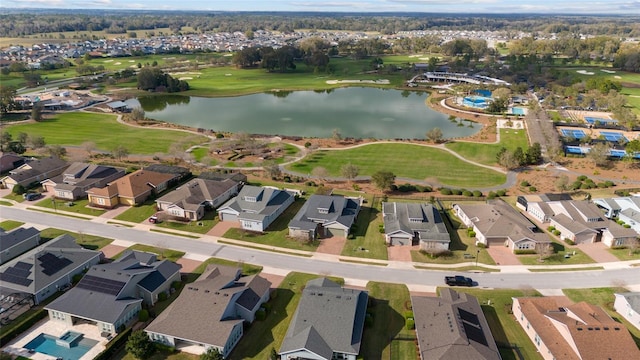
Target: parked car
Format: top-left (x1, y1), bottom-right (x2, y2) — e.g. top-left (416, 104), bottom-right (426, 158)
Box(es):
top-left (149, 215), bottom-right (161, 224)
top-left (445, 275), bottom-right (474, 287)
top-left (23, 192), bottom-right (42, 201)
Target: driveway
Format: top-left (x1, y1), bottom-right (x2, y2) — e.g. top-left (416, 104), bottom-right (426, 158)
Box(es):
top-left (207, 220), bottom-right (239, 237)
top-left (316, 236), bottom-right (346, 255)
top-left (387, 245), bottom-right (418, 262)
top-left (486, 245), bottom-right (521, 265)
top-left (176, 258), bottom-right (203, 274)
top-left (100, 244), bottom-right (128, 259)
top-left (577, 242), bottom-right (619, 263)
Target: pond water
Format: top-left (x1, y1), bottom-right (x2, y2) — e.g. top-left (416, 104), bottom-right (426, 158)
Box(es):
top-left (131, 87), bottom-right (480, 139)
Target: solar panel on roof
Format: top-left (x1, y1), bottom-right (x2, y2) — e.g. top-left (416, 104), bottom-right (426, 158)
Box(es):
top-left (458, 308), bottom-right (480, 326)
top-left (0, 272), bottom-right (33, 286)
top-left (4, 266), bottom-right (30, 278)
top-left (462, 321), bottom-right (487, 346)
top-left (14, 262), bottom-right (33, 271)
top-left (38, 253), bottom-right (73, 276)
top-left (76, 274), bottom-right (125, 296)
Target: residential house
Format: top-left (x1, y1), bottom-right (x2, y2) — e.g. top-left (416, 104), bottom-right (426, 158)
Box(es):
top-left (593, 196), bottom-right (640, 234)
top-left (523, 198), bottom-right (637, 247)
top-left (382, 202), bottom-right (450, 251)
top-left (156, 178), bottom-right (242, 221)
top-left (454, 200), bottom-right (551, 252)
top-left (412, 288), bottom-right (501, 360)
top-left (0, 234), bottom-right (101, 305)
top-left (279, 278), bottom-right (368, 360)
top-left (0, 156), bottom-right (68, 190)
top-left (0, 226), bottom-right (41, 265)
top-left (0, 153), bottom-right (26, 174)
top-left (218, 185), bottom-right (295, 232)
top-left (86, 169), bottom-right (178, 208)
top-left (614, 292), bottom-right (640, 331)
top-left (144, 164), bottom-right (191, 186)
top-left (512, 296), bottom-right (640, 360)
top-left (41, 162), bottom-right (125, 200)
top-left (198, 171), bottom-right (247, 184)
top-left (145, 265), bottom-right (271, 358)
top-left (46, 250), bottom-right (181, 335)
top-left (288, 194), bottom-right (361, 240)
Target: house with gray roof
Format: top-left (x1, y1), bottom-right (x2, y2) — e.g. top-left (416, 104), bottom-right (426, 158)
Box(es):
top-left (0, 156), bottom-right (68, 190)
top-left (0, 153), bottom-right (26, 174)
top-left (218, 185), bottom-right (295, 232)
top-left (594, 196), bottom-right (640, 234)
top-left (45, 250), bottom-right (181, 335)
top-left (412, 288), bottom-right (501, 360)
top-left (288, 194), bottom-right (361, 240)
top-left (156, 178), bottom-right (242, 221)
top-left (0, 226), bottom-right (41, 265)
top-left (0, 234), bottom-right (101, 305)
top-left (279, 278), bottom-right (368, 360)
top-left (40, 162), bottom-right (125, 200)
top-left (454, 200), bottom-right (551, 253)
top-left (145, 265), bottom-right (271, 358)
top-left (382, 202), bottom-right (450, 251)
top-left (614, 292), bottom-right (640, 331)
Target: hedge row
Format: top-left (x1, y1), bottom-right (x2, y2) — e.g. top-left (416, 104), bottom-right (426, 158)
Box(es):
top-left (0, 309), bottom-right (48, 347)
top-left (514, 250), bottom-right (538, 255)
top-left (93, 327), bottom-right (133, 360)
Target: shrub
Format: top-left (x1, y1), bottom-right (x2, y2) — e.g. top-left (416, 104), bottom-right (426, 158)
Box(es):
top-left (403, 311), bottom-right (414, 319)
top-left (496, 189), bottom-right (507, 196)
top-left (571, 181), bottom-right (583, 190)
top-left (617, 220), bottom-right (625, 225)
top-left (553, 230), bottom-right (561, 236)
top-left (138, 309), bottom-right (149, 322)
top-left (623, 224), bottom-right (631, 228)
top-left (304, 141), bottom-right (312, 148)
top-left (577, 175), bottom-right (588, 181)
top-left (462, 190), bottom-right (473, 197)
top-left (564, 238), bottom-right (575, 245)
top-left (215, 133), bottom-right (224, 139)
top-left (605, 180), bottom-right (615, 187)
top-left (472, 190), bottom-right (483, 197)
top-left (451, 189), bottom-right (463, 195)
top-left (405, 318), bottom-right (415, 330)
top-left (477, 243), bottom-right (487, 249)
top-left (255, 308), bottom-right (267, 321)
top-left (487, 191), bottom-right (497, 199)
top-left (520, 180), bottom-right (530, 187)
top-left (514, 249), bottom-right (537, 255)
top-left (440, 188), bottom-right (452, 195)
top-left (378, 224), bottom-right (385, 233)
top-left (157, 292), bottom-right (168, 302)
top-left (352, 183), bottom-right (360, 191)
top-left (547, 226), bottom-right (556, 231)
top-left (12, 184), bottom-right (26, 195)
top-left (529, 186), bottom-right (537, 192)
top-left (468, 231), bottom-right (476, 237)
top-left (262, 302), bottom-right (272, 313)
top-left (597, 182), bottom-right (607, 188)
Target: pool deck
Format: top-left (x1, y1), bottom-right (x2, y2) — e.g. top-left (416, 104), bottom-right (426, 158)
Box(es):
top-left (2, 318), bottom-right (107, 360)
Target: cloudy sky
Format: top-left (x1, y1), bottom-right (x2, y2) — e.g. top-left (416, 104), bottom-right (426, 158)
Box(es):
top-left (3, 0), bottom-right (639, 14)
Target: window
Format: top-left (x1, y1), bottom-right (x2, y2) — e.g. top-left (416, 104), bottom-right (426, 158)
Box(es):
top-left (534, 333), bottom-right (541, 346)
top-left (96, 197), bottom-right (105, 205)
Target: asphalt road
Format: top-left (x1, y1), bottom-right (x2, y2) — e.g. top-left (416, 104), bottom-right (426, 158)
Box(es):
top-left (2, 207), bottom-right (638, 290)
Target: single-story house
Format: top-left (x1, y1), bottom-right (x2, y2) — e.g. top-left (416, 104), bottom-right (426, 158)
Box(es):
top-left (41, 162), bottom-right (125, 200)
top-left (614, 292), bottom-right (640, 332)
top-left (46, 250), bottom-right (181, 335)
top-left (144, 164), bottom-right (191, 186)
top-left (198, 171), bottom-right (247, 184)
top-left (0, 234), bottom-right (101, 305)
top-left (87, 169), bottom-right (178, 208)
top-left (156, 178), bottom-right (242, 221)
top-left (0, 226), bottom-right (41, 265)
top-left (145, 265), bottom-right (271, 358)
top-left (218, 185), bottom-right (295, 232)
top-left (454, 200), bottom-right (551, 252)
top-left (0, 156), bottom-right (68, 190)
top-left (0, 153), bottom-right (26, 174)
top-left (382, 202), bottom-right (451, 251)
top-left (512, 296), bottom-right (640, 360)
top-left (279, 278), bottom-right (368, 360)
top-left (288, 194), bottom-right (361, 240)
top-left (594, 196), bottom-right (640, 234)
top-left (412, 288), bottom-right (501, 360)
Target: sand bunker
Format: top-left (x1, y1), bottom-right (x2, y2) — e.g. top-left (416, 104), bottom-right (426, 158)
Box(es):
top-left (225, 73), bottom-right (233, 76)
top-left (615, 75), bottom-right (622, 79)
top-left (576, 70), bottom-right (595, 75)
top-left (601, 69), bottom-right (616, 73)
top-left (325, 79), bottom-right (390, 85)
top-left (408, 55), bottom-right (424, 58)
top-left (178, 77), bottom-right (193, 80)
top-left (114, 62), bottom-right (121, 65)
top-left (419, 57), bottom-right (429, 60)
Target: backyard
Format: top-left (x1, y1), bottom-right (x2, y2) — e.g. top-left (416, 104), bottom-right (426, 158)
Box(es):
top-left (341, 195), bottom-right (389, 260)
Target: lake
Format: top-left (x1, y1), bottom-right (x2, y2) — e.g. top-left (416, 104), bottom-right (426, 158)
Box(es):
top-left (131, 87), bottom-right (480, 139)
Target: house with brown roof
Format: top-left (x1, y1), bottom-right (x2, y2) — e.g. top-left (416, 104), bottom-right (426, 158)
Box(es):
top-left (40, 162), bottom-right (125, 200)
top-left (453, 200), bottom-right (551, 253)
top-left (412, 288), bottom-right (501, 360)
top-left (155, 178), bottom-right (242, 221)
top-left (512, 296), bottom-right (640, 360)
top-left (86, 169), bottom-right (177, 208)
top-left (0, 156), bottom-right (67, 190)
top-left (145, 265), bottom-right (271, 358)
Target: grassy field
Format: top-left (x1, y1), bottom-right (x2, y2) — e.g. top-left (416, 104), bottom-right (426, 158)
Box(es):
top-left (229, 272), bottom-right (344, 360)
top-left (34, 197), bottom-right (106, 216)
top-left (450, 288), bottom-right (543, 360)
top-left (287, 143), bottom-right (506, 187)
top-left (0, 220), bottom-right (25, 231)
top-left (3, 112), bottom-right (208, 155)
top-left (445, 129), bottom-right (530, 166)
top-left (361, 282), bottom-right (417, 360)
top-left (341, 195), bottom-right (389, 260)
top-left (223, 198), bottom-right (320, 252)
top-left (40, 227), bottom-right (113, 250)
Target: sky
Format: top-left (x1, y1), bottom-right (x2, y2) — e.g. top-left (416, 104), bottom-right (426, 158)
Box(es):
top-left (2, 0), bottom-right (639, 14)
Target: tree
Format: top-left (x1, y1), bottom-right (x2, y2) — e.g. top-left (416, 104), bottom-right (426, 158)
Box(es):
top-left (341, 163), bottom-right (359, 182)
top-left (371, 171), bottom-right (396, 192)
top-left (554, 175), bottom-right (570, 192)
top-left (498, 150), bottom-right (519, 170)
top-left (587, 142), bottom-right (611, 167)
top-left (125, 330), bottom-right (155, 360)
top-left (312, 166), bottom-right (329, 181)
top-left (17, 132), bottom-right (28, 144)
top-left (200, 348), bottom-right (223, 360)
top-left (131, 107), bottom-right (146, 121)
top-left (425, 127), bottom-right (443, 143)
top-left (31, 102), bottom-right (43, 121)
top-left (332, 128), bottom-right (342, 142)
top-left (0, 85), bottom-right (18, 114)
top-left (536, 242), bottom-right (553, 262)
top-left (113, 145), bottom-right (130, 161)
top-left (624, 139), bottom-right (640, 168)
top-left (28, 135), bottom-right (46, 149)
top-left (526, 143), bottom-right (543, 165)
top-left (0, 131), bottom-right (12, 151)
top-left (47, 145), bottom-right (67, 158)
top-left (82, 141), bottom-right (96, 156)
top-left (263, 160), bottom-right (281, 179)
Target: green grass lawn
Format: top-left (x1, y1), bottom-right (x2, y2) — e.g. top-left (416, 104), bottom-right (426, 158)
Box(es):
top-left (287, 143), bottom-right (506, 188)
top-left (518, 242), bottom-right (596, 265)
top-left (223, 198), bottom-right (320, 252)
top-left (34, 197), bottom-right (105, 216)
top-left (608, 247), bottom-right (640, 261)
top-left (229, 272), bottom-right (344, 360)
top-left (0, 220), bottom-right (25, 231)
top-left (155, 210), bottom-right (218, 234)
top-left (114, 202), bottom-right (157, 223)
top-left (341, 195), bottom-right (388, 260)
top-left (3, 192), bottom-right (26, 203)
top-left (449, 288), bottom-right (543, 360)
top-left (3, 112), bottom-right (208, 154)
top-left (40, 227), bottom-right (113, 250)
top-left (121, 244), bottom-right (185, 262)
top-left (361, 282), bottom-right (417, 360)
top-left (445, 129), bottom-right (530, 166)
top-left (0, 200), bottom-right (14, 206)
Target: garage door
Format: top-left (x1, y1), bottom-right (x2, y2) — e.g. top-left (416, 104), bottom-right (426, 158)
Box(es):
top-left (486, 238), bottom-right (507, 247)
top-left (391, 236), bottom-right (411, 246)
top-left (325, 227), bottom-right (346, 238)
top-left (221, 213), bottom-right (238, 222)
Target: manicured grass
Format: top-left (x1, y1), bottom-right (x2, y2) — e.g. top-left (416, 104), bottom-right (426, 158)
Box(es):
top-left (29, 207), bottom-right (92, 220)
top-left (149, 229), bottom-right (200, 238)
top-left (445, 129), bottom-right (530, 166)
top-left (190, 146), bottom-right (217, 166)
top-left (229, 272), bottom-right (344, 360)
top-left (114, 202), bottom-right (157, 223)
top-left (3, 192), bottom-right (25, 203)
top-left (4, 112), bottom-right (208, 154)
top-left (608, 247), bottom-right (640, 261)
top-left (0, 200), bottom-right (14, 206)
top-left (0, 220), bottom-right (24, 231)
top-left (190, 257), bottom-right (263, 277)
top-left (517, 243), bottom-right (596, 265)
top-left (414, 265), bottom-right (500, 272)
top-left (40, 227), bottom-right (113, 250)
top-left (222, 198), bottom-right (320, 252)
top-left (34, 197), bottom-right (106, 216)
top-left (527, 266), bottom-right (604, 272)
top-left (156, 210), bottom-right (218, 234)
top-left (287, 143), bottom-right (506, 187)
top-left (122, 244), bottom-right (185, 262)
top-left (341, 195), bottom-right (388, 260)
top-left (217, 239), bottom-right (313, 257)
top-left (449, 288), bottom-right (543, 360)
top-left (361, 282), bottom-right (417, 360)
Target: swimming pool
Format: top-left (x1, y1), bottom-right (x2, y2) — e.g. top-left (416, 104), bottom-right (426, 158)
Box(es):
top-left (24, 333), bottom-right (98, 360)
top-left (510, 107), bottom-right (527, 115)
